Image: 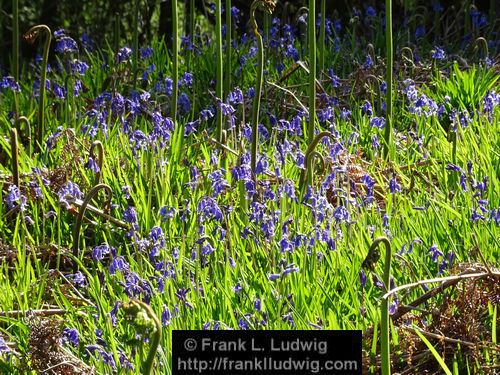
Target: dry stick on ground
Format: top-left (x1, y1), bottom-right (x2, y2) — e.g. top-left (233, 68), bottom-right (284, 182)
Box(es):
top-left (362, 266), bottom-right (499, 339)
top-left (403, 325), bottom-right (500, 351)
top-left (0, 309), bottom-right (67, 318)
top-left (385, 268), bottom-right (499, 321)
top-left (383, 269), bottom-right (500, 301)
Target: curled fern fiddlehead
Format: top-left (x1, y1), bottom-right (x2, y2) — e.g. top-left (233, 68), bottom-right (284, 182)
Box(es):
top-left (89, 140), bottom-right (104, 186)
top-left (72, 184), bottom-right (113, 271)
top-left (122, 299), bottom-right (162, 375)
top-left (299, 131), bottom-right (336, 191)
top-left (15, 116), bottom-right (32, 157)
top-left (362, 236), bottom-right (393, 375)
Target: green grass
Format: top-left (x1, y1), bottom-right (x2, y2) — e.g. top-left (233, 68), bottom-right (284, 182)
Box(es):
top-left (0, 5), bottom-right (499, 374)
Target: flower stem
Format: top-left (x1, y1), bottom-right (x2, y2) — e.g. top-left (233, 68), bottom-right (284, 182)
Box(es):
top-left (224, 0), bottom-right (232, 99)
top-left (14, 116), bottom-right (32, 157)
top-left (307, 0), bottom-right (316, 146)
top-left (172, 0), bottom-right (179, 125)
top-left (10, 128), bottom-right (19, 188)
top-left (25, 25), bottom-right (51, 154)
top-left (215, 0), bottom-right (223, 143)
top-left (383, 0), bottom-right (393, 159)
top-left (319, 0), bottom-right (326, 74)
top-left (132, 0), bottom-right (139, 89)
top-left (250, 0), bottom-right (275, 188)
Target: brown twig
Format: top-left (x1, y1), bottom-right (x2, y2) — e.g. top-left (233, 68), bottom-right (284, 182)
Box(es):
top-left (0, 308), bottom-right (66, 318)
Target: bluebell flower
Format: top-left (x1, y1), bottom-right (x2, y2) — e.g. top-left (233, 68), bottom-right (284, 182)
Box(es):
top-left (123, 206), bottom-right (138, 224)
top-left (269, 273), bottom-right (280, 281)
top-left (73, 79), bottom-right (83, 97)
top-left (282, 266), bottom-right (299, 276)
top-left (80, 33), bottom-right (94, 51)
top-left (365, 6), bottom-right (376, 17)
top-left (233, 282), bottom-right (243, 294)
top-left (162, 305), bottom-right (172, 326)
top-left (246, 87), bottom-right (255, 99)
top-left (58, 181), bottom-right (83, 208)
top-left (361, 101), bottom-right (373, 116)
top-left (66, 272), bottom-right (86, 287)
top-left (372, 274), bottom-right (384, 289)
top-left (254, 298), bottom-right (261, 311)
top-left (53, 28), bottom-right (66, 39)
top-left (389, 297), bottom-right (399, 315)
top-left (415, 25), bottom-right (425, 39)
top-left (199, 108), bottom-right (215, 120)
top-left (370, 116), bottom-right (385, 129)
top-left (432, 47), bottom-right (446, 60)
top-left (285, 44), bottom-right (299, 61)
top-left (280, 238), bottom-right (293, 253)
top-left (0, 336), bottom-right (12, 357)
top-left (55, 36), bottom-right (78, 53)
top-left (118, 351), bottom-right (134, 371)
top-left (180, 72), bottom-right (194, 89)
top-left (140, 46), bottom-right (154, 60)
top-left (0, 76), bottom-right (21, 92)
top-left (62, 328), bottom-right (80, 346)
top-left (109, 256), bottom-right (128, 275)
top-left (282, 311), bottom-right (295, 328)
top-left (149, 226), bottom-right (164, 243)
top-left (382, 214), bottom-right (389, 227)
top-left (92, 243), bottom-right (111, 261)
top-left (208, 169), bottom-right (229, 197)
top-left (116, 47), bottom-right (132, 63)
top-left (5, 185), bottom-right (26, 210)
top-left (227, 88), bottom-right (244, 105)
top-left (333, 205), bottom-right (350, 223)
top-left (364, 54), bottom-right (374, 69)
top-left (201, 242), bottom-right (214, 256)
top-left (429, 244), bottom-right (444, 262)
top-left (339, 107), bottom-right (352, 120)
top-left (85, 157), bottom-right (100, 173)
top-left (445, 164), bottom-right (464, 173)
top-left (388, 177), bottom-right (401, 193)
top-left (178, 92), bottom-right (191, 114)
top-left (197, 196), bottom-right (224, 223)
top-left (359, 270), bottom-right (367, 288)
top-left (238, 318), bottom-right (250, 330)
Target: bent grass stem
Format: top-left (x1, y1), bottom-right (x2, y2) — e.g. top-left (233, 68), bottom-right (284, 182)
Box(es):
top-left (14, 116), bottom-right (32, 157)
top-left (10, 128), bottom-right (19, 188)
top-left (72, 184), bottom-right (113, 271)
